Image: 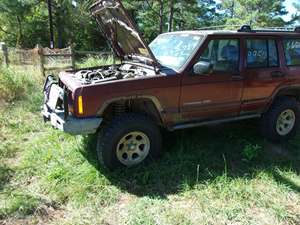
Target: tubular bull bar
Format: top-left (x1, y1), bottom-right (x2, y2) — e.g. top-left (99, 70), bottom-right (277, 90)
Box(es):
top-left (41, 75), bottom-right (102, 135)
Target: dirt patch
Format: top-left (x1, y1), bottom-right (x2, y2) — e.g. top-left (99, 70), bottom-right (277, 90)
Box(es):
top-left (100, 193), bottom-right (136, 225)
top-left (0, 99), bottom-right (9, 109)
top-left (0, 204), bottom-right (65, 225)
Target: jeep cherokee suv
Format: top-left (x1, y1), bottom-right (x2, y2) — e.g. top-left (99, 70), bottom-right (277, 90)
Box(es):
top-left (42, 0), bottom-right (300, 170)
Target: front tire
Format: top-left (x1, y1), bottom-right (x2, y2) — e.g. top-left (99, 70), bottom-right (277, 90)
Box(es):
top-left (261, 97), bottom-right (300, 142)
top-left (96, 113), bottom-right (162, 170)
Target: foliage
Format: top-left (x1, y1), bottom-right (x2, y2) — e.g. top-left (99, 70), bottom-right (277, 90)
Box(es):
top-left (242, 142), bottom-right (262, 161)
top-left (220, 0), bottom-right (287, 27)
top-left (0, 66), bottom-right (40, 102)
top-left (0, 0), bottom-right (105, 50)
top-left (124, 0), bottom-right (219, 41)
top-left (289, 2), bottom-right (300, 25)
top-left (0, 0), bottom-right (297, 50)
top-left (0, 0), bottom-right (51, 47)
top-left (76, 55), bottom-right (116, 68)
top-left (0, 190), bottom-right (40, 219)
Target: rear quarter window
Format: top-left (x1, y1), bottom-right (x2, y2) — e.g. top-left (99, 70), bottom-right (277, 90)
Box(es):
top-left (283, 39), bottom-right (300, 66)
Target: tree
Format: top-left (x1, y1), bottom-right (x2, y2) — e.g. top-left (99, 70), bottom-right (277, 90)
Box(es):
top-left (0, 0), bottom-right (39, 47)
top-left (220, 0), bottom-right (288, 27)
top-left (221, 0), bottom-right (235, 18)
top-left (0, 0), bottom-right (291, 50)
top-left (124, 0), bottom-right (219, 41)
top-left (288, 2), bottom-right (300, 25)
top-left (168, 0), bottom-right (174, 32)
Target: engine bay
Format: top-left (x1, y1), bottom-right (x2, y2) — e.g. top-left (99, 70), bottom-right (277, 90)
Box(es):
top-left (73, 63), bottom-right (156, 85)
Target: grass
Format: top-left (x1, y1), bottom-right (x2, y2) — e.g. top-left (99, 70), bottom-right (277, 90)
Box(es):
top-left (0, 66), bottom-right (300, 224)
top-left (76, 56), bottom-right (116, 69)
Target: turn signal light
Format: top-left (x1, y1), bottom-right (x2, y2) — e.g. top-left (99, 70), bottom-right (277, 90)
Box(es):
top-left (78, 96), bottom-right (83, 114)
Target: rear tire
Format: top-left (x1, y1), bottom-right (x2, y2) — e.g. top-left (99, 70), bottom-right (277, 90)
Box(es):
top-left (96, 113), bottom-right (162, 170)
top-left (261, 96), bottom-right (300, 142)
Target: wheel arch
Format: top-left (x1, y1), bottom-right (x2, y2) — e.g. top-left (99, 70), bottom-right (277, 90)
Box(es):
top-left (264, 85), bottom-right (300, 112)
top-left (97, 95), bottom-right (165, 125)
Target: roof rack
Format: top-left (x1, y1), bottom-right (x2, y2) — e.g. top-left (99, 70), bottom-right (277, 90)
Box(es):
top-left (198, 24), bottom-right (300, 33)
top-left (198, 25), bottom-right (244, 30)
top-left (238, 25), bottom-right (300, 33)
top-left (197, 25), bottom-right (300, 33)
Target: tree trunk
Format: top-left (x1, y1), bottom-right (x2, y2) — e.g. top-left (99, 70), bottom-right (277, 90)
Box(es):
top-left (230, 0), bottom-right (235, 18)
top-left (159, 0), bottom-right (164, 34)
top-left (16, 16), bottom-right (23, 47)
top-left (57, 22), bottom-right (63, 48)
top-left (56, 6), bottom-right (64, 48)
top-left (168, 0), bottom-right (174, 32)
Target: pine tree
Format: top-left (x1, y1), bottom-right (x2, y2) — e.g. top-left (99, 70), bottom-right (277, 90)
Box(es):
top-left (221, 0), bottom-right (288, 27)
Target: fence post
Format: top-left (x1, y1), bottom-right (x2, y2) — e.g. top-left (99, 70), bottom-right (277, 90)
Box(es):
top-left (0, 42), bottom-right (9, 67)
top-left (36, 44), bottom-right (45, 76)
top-left (70, 45), bottom-right (75, 70)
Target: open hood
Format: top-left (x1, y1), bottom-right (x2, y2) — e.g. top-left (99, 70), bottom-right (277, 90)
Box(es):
top-left (90, 0), bottom-right (159, 67)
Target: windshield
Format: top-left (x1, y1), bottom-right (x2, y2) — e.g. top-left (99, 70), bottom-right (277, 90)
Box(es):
top-left (149, 33), bottom-right (203, 70)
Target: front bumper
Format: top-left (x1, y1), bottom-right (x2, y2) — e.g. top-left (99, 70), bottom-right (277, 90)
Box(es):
top-left (42, 75), bottom-right (102, 135)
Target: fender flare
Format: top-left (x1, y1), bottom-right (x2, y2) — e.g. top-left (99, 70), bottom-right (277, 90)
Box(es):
top-left (96, 95), bottom-right (166, 122)
top-left (264, 84), bottom-right (300, 112)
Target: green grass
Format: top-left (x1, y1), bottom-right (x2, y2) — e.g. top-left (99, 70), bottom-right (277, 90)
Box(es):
top-left (0, 66), bottom-right (42, 103)
top-left (76, 56), bottom-right (116, 69)
top-left (0, 190), bottom-right (40, 219)
top-left (1, 66), bottom-right (300, 224)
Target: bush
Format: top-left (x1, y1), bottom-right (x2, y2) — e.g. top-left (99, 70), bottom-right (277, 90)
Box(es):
top-left (242, 143), bottom-right (262, 161)
top-left (0, 66), bottom-right (40, 102)
top-left (76, 56), bottom-right (116, 68)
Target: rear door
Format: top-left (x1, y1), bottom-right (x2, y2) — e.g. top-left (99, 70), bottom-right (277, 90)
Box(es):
top-left (180, 36), bottom-right (244, 122)
top-left (241, 36), bottom-right (287, 114)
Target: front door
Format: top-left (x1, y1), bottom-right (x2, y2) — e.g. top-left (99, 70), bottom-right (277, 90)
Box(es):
top-left (180, 37), bottom-right (243, 122)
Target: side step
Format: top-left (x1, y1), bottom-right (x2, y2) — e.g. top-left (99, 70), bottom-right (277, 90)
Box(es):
top-left (171, 114), bottom-right (261, 131)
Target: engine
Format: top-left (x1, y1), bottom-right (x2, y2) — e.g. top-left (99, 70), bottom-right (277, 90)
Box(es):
top-left (73, 63), bottom-right (155, 85)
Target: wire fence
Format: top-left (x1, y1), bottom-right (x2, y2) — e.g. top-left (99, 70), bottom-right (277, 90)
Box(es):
top-left (0, 43), bottom-right (112, 76)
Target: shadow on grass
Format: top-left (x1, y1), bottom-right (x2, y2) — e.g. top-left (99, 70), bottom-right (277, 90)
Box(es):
top-left (0, 165), bottom-right (14, 191)
top-left (80, 119), bottom-right (300, 198)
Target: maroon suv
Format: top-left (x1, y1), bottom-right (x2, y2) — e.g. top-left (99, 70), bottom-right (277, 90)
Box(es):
top-left (42, 0), bottom-right (300, 169)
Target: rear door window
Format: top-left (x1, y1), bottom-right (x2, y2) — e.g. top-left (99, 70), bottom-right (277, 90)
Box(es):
top-left (283, 39), bottom-right (300, 66)
top-left (246, 39), bottom-right (279, 68)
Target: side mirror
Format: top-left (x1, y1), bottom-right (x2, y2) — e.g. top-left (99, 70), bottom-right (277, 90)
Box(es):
top-left (193, 61), bottom-right (211, 75)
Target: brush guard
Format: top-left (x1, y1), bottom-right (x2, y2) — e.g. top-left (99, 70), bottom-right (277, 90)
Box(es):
top-left (42, 75), bottom-right (102, 135)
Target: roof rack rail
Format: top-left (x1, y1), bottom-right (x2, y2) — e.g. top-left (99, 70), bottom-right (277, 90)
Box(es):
top-left (197, 24), bottom-right (300, 33)
top-left (238, 25), bottom-right (300, 33)
top-left (198, 25), bottom-right (243, 30)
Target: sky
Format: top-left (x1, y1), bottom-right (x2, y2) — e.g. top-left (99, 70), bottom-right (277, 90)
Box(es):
top-left (283, 0), bottom-right (298, 22)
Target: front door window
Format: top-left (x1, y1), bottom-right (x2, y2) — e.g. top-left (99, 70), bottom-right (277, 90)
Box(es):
top-left (196, 39), bottom-right (239, 73)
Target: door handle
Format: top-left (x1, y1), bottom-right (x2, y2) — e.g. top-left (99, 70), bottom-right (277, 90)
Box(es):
top-left (271, 71), bottom-right (285, 78)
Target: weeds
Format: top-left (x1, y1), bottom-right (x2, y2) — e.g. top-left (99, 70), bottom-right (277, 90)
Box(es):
top-left (0, 66), bottom-right (42, 102)
top-left (0, 66), bottom-right (300, 224)
top-left (76, 56), bottom-right (117, 68)
top-left (0, 190), bottom-right (40, 219)
top-left (242, 143), bottom-right (262, 161)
